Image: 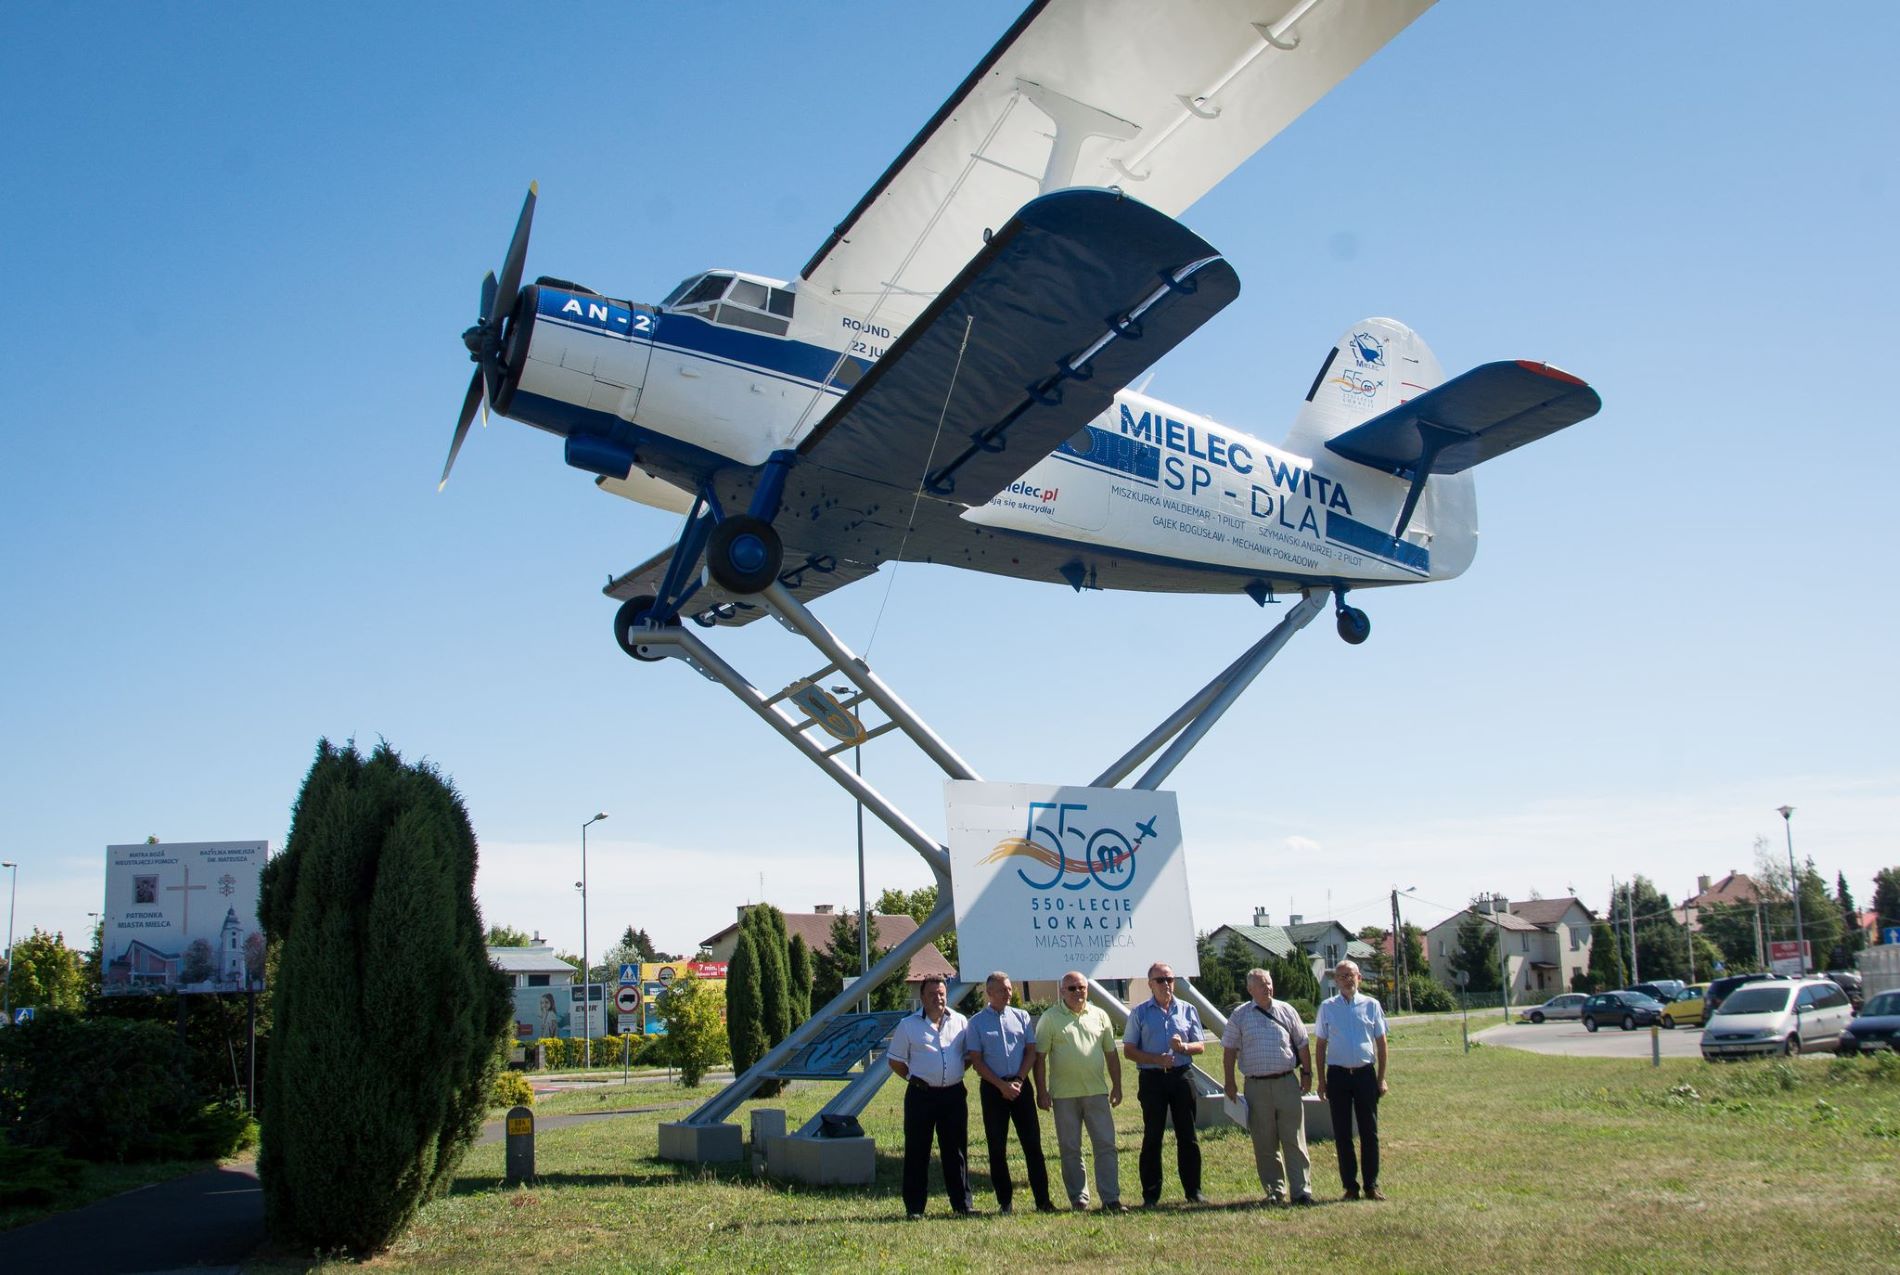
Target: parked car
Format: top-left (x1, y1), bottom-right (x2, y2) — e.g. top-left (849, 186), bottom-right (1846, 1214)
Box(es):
top-left (1837, 990), bottom-right (1900, 1054)
top-left (1629, 980), bottom-right (1687, 1004)
top-left (1705, 972), bottom-right (1787, 1017)
top-left (1522, 993), bottom-right (1588, 1023)
top-left (1824, 969), bottom-right (1865, 1010)
top-left (1660, 983), bottom-right (1710, 1028)
top-left (1700, 978), bottom-right (1854, 1059)
top-left (1582, 991), bottom-right (1665, 1032)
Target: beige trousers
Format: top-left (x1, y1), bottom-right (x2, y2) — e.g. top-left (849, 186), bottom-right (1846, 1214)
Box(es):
top-left (1243, 1072), bottom-right (1311, 1201)
top-left (1050, 1094), bottom-right (1119, 1207)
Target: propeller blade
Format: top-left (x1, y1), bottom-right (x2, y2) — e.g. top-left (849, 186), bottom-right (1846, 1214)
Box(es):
top-left (479, 270), bottom-right (498, 325)
top-left (441, 369), bottom-right (483, 490)
top-left (493, 182), bottom-right (538, 322)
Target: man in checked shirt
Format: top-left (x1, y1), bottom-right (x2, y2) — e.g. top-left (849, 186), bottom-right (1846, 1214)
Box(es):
top-left (1221, 967), bottom-right (1316, 1206)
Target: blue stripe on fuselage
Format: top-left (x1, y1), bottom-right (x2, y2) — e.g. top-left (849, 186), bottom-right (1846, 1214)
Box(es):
top-left (1323, 511), bottom-right (1430, 575)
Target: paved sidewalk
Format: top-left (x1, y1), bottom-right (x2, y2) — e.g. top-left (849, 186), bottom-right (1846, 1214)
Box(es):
top-left (0, 1162), bottom-right (262, 1275)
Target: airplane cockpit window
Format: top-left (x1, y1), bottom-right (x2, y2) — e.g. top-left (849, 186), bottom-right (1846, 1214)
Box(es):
top-left (712, 277), bottom-right (792, 337)
top-left (675, 273), bottom-right (733, 310)
top-left (660, 274), bottom-right (704, 306)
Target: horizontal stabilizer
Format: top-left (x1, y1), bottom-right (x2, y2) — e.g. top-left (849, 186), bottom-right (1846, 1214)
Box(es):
top-left (1324, 360), bottom-right (1601, 477)
top-left (603, 542), bottom-right (877, 629)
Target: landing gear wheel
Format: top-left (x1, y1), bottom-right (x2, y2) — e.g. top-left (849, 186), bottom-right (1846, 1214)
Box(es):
top-left (614, 594), bottom-right (675, 663)
top-left (706, 515), bottom-right (783, 595)
top-left (1336, 605), bottom-right (1371, 645)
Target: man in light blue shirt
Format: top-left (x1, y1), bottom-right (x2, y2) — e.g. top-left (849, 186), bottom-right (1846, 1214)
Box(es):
top-left (965, 972), bottom-right (1056, 1214)
top-left (1121, 961), bottom-right (1207, 1205)
top-left (1314, 959), bottom-right (1389, 1200)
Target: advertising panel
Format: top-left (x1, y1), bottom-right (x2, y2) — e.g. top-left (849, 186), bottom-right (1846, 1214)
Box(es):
top-left (1769, 939), bottom-right (1810, 977)
top-left (945, 781), bottom-right (1196, 981)
top-left (633, 961), bottom-right (728, 1035)
top-left (511, 986), bottom-right (572, 1041)
top-left (101, 841), bottom-right (267, 996)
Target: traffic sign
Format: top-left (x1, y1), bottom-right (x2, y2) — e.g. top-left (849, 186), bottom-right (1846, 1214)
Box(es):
top-left (618, 963), bottom-right (639, 985)
top-left (12, 1008), bottom-right (34, 1026)
top-left (1883, 926), bottom-right (1900, 946)
top-left (615, 984), bottom-right (642, 1015)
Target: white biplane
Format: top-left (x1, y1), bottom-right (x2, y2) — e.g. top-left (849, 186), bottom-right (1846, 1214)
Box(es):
top-left (446, 0), bottom-right (1599, 651)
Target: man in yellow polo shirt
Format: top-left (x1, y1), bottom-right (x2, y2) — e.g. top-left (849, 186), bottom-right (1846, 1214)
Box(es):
top-left (1033, 971), bottom-right (1125, 1212)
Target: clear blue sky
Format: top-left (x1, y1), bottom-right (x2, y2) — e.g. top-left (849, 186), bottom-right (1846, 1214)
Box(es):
top-left (3, 3), bottom-right (1895, 966)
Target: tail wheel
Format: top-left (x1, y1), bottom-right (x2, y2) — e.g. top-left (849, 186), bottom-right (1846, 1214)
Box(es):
top-left (706, 515), bottom-right (783, 595)
top-left (614, 594), bottom-right (675, 662)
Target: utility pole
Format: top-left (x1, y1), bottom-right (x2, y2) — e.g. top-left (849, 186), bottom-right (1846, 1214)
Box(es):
top-left (1390, 887), bottom-right (1410, 1012)
top-left (1626, 880), bottom-right (1641, 984)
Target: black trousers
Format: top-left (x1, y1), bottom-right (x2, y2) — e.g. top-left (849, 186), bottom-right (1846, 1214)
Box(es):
top-left (902, 1080), bottom-right (971, 1215)
top-left (1136, 1065), bottom-right (1201, 1202)
top-left (1325, 1064), bottom-right (1380, 1192)
top-left (978, 1077), bottom-right (1053, 1210)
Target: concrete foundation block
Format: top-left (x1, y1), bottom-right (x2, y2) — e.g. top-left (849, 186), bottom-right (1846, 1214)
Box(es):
top-left (1194, 1091), bottom-right (1231, 1129)
top-left (658, 1120), bottom-right (744, 1164)
top-left (763, 1133), bottom-right (877, 1186)
top-left (1302, 1093), bottom-right (1333, 1143)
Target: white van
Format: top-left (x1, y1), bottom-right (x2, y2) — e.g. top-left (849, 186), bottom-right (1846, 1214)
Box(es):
top-left (1701, 978), bottom-right (1854, 1059)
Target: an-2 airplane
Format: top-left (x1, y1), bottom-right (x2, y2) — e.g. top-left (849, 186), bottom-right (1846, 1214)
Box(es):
top-left (445, 0), bottom-right (1600, 653)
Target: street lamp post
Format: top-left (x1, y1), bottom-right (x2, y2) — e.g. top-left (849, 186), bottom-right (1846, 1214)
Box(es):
top-left (581, 813), bottom-right (609, 1066)
top-left (1777, 805), bottom-right (1805, 974)
top-left (833, 687), bottom-right (869, 1014)
top-left (2, 862), bottom-right (17, 1020)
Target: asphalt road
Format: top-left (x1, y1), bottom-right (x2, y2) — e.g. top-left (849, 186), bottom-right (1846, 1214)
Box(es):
top-left (1474, 1018), bottom-right (1706, 1059)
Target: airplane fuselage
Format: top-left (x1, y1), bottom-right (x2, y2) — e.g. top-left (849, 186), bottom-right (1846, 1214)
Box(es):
top-left (494, 275), bottom-right (1476, 595)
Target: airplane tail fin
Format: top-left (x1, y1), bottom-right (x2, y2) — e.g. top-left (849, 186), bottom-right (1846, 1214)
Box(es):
top-left (1282, 317), bottom-right (1442, 458)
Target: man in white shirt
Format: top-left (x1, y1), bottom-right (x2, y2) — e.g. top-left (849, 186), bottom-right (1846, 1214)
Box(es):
top-left (1313, 959), bottom-right (1389, 1201)
top-left (887, 975), bottom-right (974, 1218)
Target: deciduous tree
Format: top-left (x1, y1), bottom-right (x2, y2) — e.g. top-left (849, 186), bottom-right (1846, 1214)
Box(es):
top-left (658, 973), bottom-right (729, 1086)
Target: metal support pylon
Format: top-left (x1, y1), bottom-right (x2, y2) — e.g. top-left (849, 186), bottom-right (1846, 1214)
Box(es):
top-left (638, 582), bottom-right (1327, 1154)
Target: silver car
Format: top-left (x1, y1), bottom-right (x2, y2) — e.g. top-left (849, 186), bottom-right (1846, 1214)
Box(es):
top-left (1523, 993), bottom-right (1588, 1023)
top-left (1701, 978), bottom-right (1854, 1059)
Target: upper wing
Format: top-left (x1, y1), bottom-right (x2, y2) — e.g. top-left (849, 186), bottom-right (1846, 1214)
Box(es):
top-left (800, 0), bottom-right (1435, 333)
top-left (797, 187), bottom-right (1238, 509)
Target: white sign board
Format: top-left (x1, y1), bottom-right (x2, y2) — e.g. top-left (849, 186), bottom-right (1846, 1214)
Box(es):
top-left (945, 781), bottom-right (1196, 981)
top-left (102, 841), bottom-right (267, 996)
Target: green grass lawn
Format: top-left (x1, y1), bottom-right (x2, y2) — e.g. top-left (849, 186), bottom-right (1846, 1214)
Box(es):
top-left (306, 1017), bottom-right (1898, 1272)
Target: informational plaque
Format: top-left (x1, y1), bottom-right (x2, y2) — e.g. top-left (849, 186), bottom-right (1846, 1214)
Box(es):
top-left (101, 840), bottom-right (267, 995)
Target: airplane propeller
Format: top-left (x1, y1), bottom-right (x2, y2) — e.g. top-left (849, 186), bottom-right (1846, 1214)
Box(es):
top-left (443, 182), bottom-right (537, 490)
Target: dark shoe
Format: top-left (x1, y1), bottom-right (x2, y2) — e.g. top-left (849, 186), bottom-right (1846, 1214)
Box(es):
top-left (1071, 1200), bottom-right (1089, 1212)
top-left (953, 1207), bottom-right (983, 1217)
top-left (1342, 1187), bottom-right (1360, 1201)
top-left (1265, 1195), bottom-right (1287, 1207)
top-left (997, 1203), bottom-right (1013, 1216)
top-left (907, 1212), bottom-right (924, 1221)
top-left (1293, 1194), bottom-right (1317, 1207)
top-left (1103, 1200), bottom-right (1129, 1214)
top-left (1141, 1197), bottom-right (1161, 1209)
top-left (1035, 1202), bottom-right (1060, 1214)
top-left (1365, 1187), bottom-right (1388, 1201)
top-left (1187, 1193), bottom-right (1211, 1205)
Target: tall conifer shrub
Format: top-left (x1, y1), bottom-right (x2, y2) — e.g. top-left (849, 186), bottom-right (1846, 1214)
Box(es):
top-left (257, 741), bottom-right (510, 1254)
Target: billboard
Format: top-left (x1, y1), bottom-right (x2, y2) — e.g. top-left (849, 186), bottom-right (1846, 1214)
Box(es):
top-left (1769, 939), bottom-right (1810, 977)
top-left (945, 781), bottom-right (1196, 981)
top-left (632, 961), bottom-right (727, 1035)
top-left (508, 983), bottom-right (606, 1040)
top-left (101, 841), bottom-right (266, 996)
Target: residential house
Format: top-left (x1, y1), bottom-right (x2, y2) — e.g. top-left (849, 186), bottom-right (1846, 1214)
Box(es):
top-left (699, 904), bottom-right (955, 991)
top-left (1203, 909), bottom-right (1380, 1002)
top-left (488, 939), bottom-right (578, 989)
top-left (1675, 871), bottom-right (1763, 930)
top-left (1424, 895), bottom-right (1595, 1000)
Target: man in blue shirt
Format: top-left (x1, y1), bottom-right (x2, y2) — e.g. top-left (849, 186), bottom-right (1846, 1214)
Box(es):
top-left (1314, 959), bottom-right (1390, 1201)
top-left (965, 972), bottom-right (1056, 1214)
top-left (1121, 961), bottom-right (1207, 1206)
